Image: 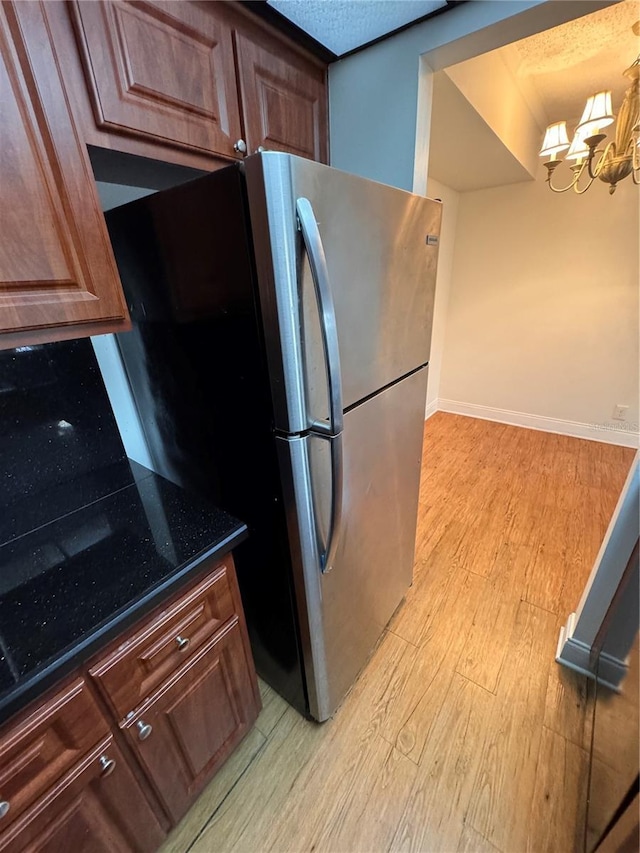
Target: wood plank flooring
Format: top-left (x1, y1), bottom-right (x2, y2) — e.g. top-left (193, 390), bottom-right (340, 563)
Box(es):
top-left (161, 414), bottom-right (635, 853)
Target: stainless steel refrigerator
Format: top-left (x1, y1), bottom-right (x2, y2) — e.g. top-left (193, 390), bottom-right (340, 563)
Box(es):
top-left (106, 153), bottom-right (442, 721)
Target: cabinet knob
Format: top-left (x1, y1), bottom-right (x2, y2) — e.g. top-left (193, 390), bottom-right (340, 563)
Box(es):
top-left (0, 801), bottom-right (9, 819)
top-left (256, 146), bottom-right (265, 153)
top-left (136, 720), bottom-right (153, 741)
top-left (233, 139), bottom-right (247, 154)
top-left (175, 635), bottom-right (190, 652)
top-left (98, 756), bottom-right (116, 778)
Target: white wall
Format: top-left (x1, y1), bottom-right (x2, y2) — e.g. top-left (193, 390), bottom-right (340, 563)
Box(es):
top-left (444, 48), bottom-right (543, 177)
top-left (557, 454), bottom-right (639, 686)
top-left (329, 34), bottom-right (422, 191)
top-left (95, 181), bottom-right (155, 211)
top-left (438, 176), bottom-right (639, 445)
top-left (425, 177), bottom-right (460, 414)
top-left (92, 182), bottom-right (157, 468)
top-left (91, 334), bottom-right (154, 468)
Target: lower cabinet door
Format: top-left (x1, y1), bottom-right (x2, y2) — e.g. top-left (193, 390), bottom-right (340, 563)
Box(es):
top-left (123, 619), bottom-right (260, 823)
top-left (0, 736), bottom-right (165, 853)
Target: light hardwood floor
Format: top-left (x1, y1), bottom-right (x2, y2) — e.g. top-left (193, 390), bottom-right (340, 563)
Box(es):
top-left (162, 414), bottom-right (635, 853)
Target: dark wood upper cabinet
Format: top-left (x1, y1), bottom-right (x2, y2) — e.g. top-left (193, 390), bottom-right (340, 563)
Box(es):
top-left (234, 29), bottom-right (328, 162)
top-left (67, 1), bottom-right (328, 164)
top-left (0, 0), bottom-right (327, 348)
top-left (0, 2), bottom-right (129, 348)
top-left (70, 1), bottom-right (244, 159)
top-left (0, 556), bottom-right (259, 850)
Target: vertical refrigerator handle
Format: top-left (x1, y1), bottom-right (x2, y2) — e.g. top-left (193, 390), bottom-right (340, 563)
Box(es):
top-left (320, 432), bottom-right (343, 573)
top-left (296, 197), bottom-right (344, 573)
top-left (296, 197), bottom-right (344, 436)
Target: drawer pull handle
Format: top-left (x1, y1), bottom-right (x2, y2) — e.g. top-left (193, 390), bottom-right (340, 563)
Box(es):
top-left (137, 720), bottom-right (153, 741)
top-left (175, 635), bottom-right (190, 652)
top-left (99, 756), bottom-right (116, 778)
top-left (0, 801), bottom-right (9, 819)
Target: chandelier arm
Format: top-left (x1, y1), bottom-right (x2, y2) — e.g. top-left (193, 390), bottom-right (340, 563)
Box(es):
top-left (545, 160), bottom-right (586, 193)
top-left (547, 176), bottom-right (579, 193)
top-left (587, 141), bottom-right (614, 180)
top-left (633, 138), bottom-right (640, 181)
top-left (573, 174), bottom-right (596, 194)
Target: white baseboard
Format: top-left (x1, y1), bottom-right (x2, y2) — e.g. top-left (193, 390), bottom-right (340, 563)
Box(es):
top-left (431, 398), bottom-right (639, 448)
top-left (424, 399), bottom-right (438, 420)
top-left (556, 614), bottom-right (627, 691)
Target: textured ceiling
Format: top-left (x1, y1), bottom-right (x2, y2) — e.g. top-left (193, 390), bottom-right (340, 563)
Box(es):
top-left (267, 0), bottom-right (447, 56)
top-left (510, 0), bottom-right (640, 123)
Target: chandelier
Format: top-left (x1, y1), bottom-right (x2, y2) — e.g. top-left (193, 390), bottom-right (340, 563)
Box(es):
top-left (539, 51), bottom-right (640, 195)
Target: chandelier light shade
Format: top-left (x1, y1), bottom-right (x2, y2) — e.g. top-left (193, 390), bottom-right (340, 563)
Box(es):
top-left (576, 90), bottom-right (615, 135)
top-left (539, 38), bottom-right (640, 195)
top-left (565, 129), bottom-right (590, 163)
top-left (539, 121), bottom-right (570, 158)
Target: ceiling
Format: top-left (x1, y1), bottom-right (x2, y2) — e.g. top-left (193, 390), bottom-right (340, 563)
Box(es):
top-left (429, 72), bottom-right (533, 192)
top-left (267, 0), bottom-right (451, 57)
top-left (509, 0), bottom-right (639, 125)
top-left (429, 0), bottom-right (640, 192)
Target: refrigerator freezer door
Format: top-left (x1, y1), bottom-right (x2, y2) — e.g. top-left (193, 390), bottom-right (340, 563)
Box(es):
top-left (276, 366), bottom-right (428, 721)
top-left (245, 153), bottom-right (442, 434)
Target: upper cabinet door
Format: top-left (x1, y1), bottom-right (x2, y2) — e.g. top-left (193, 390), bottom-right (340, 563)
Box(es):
top-left (70, 1), bottom-right (243, 159)
top-left (234, 31), bottom-right (328, 162)
top-left (0, 2), bottom-right (128, 345)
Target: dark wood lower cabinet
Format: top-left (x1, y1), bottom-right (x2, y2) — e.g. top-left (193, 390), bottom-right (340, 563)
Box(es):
top-left (0, 556), bottom-right (261, 851)
top-left (0, 736), bottom-right (165, 853)
top-left (0, 678), bottom-right (109, 833)
top-left (122, 619), bottom-right (260, 823)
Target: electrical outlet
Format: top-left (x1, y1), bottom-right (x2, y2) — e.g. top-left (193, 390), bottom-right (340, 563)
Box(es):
top-left (613, 404), bottom-right (629, 421)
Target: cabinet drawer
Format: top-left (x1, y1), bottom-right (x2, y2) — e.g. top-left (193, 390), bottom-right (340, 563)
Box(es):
top-left (0, 678), bottom-right (109, 832)
top-left (90, 562), bottom-right (236, 719)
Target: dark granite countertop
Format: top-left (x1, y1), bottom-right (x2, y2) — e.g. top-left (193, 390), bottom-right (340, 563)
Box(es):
top-left (0, 461), bottom-right (247, 725)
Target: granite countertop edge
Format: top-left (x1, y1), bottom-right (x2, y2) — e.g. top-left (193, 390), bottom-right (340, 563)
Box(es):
top-left (0, 522), bottom-right (248, 727)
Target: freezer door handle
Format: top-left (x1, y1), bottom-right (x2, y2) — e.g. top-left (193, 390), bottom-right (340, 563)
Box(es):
top-left (296, 197), bottom-right (344, 436)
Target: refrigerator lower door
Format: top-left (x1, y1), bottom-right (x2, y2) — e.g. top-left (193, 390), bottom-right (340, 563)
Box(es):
top-left (277, 366), bottom-right (428, 721)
